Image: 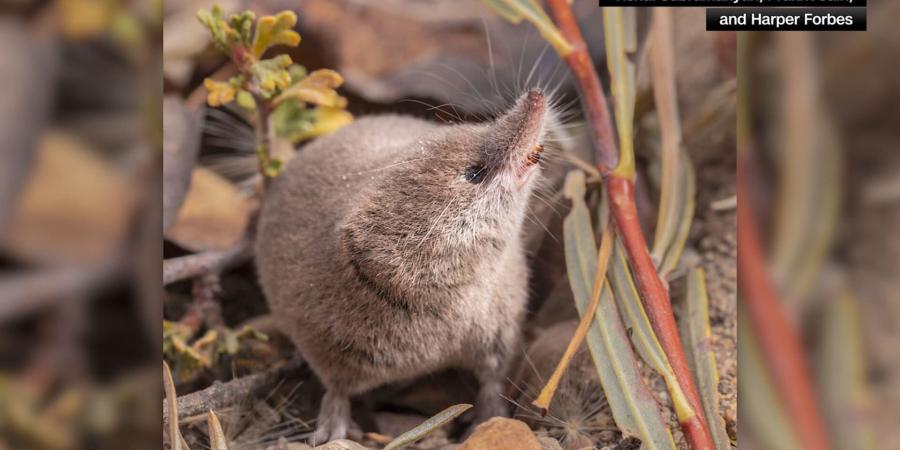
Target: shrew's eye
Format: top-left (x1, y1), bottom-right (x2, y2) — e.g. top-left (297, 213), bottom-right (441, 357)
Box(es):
top-left (464, 165), bottom-right (487, 184)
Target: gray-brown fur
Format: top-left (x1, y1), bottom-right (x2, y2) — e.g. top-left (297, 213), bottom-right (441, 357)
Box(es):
top-left (255, 90), bottom-right (550, 443)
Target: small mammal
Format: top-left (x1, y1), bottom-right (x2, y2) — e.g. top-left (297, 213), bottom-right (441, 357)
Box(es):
top-left (256, 89), bottom-right (550, 443)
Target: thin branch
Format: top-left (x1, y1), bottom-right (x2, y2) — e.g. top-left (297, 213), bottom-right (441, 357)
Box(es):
top-left (163, 239), bottom-right (253, 285)
top-left (162, 358), bottom-right (304, 423)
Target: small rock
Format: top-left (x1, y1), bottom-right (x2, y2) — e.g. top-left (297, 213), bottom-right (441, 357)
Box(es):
top-left (537, 436), bottom-right (564, 450)
top-left (457, 417), bottom-right (542, 450)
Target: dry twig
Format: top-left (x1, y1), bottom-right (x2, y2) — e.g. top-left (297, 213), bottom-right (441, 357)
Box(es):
top-left (163, 239), bottom-right (253, 285)
top-left (162, 358), bottom-right (304, 424)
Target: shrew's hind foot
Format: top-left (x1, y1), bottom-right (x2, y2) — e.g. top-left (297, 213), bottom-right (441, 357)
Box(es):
top-left (461, 378), bottom-right (510, 439)
top-left (309, 390), bottom-right (362, 445)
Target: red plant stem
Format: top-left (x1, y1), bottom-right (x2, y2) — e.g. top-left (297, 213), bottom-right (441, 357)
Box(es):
top-left (545, 0), bottom-right (618, 173)
top-left (609, 177), bottom-right (713, 450)
top-left (737, 152), bottom-right (832, 450)
top-left (544, 1), bottom-right (713, 448)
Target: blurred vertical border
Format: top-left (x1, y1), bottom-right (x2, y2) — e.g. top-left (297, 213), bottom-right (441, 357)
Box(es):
top-left (0, 0), bottom-right (162, 449)
top-left (738, 4), bottom-right (899, 449)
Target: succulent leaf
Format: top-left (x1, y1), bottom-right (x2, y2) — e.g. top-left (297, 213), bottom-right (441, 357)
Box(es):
top-left (251, 11), bottom-right (301, 58)
top-left (203, 78), bottom-right (236, 107)
top-left (274, 68), bottom-right (347, 107)
top-left (250, 55), bottom-right (293, 97)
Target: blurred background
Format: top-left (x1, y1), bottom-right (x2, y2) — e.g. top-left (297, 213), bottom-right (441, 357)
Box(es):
top-left (0, 0), bottom-right (161, 449)
top-left (738, 3), bottom-right (900, 449)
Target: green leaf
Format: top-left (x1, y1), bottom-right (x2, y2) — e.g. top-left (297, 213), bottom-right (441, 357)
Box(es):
top-left (681, 268), bottom-right (732, 450)
top-left (738, 309), bottom-right (800, 450)
top-left (562, 170), bottom-right (676, 449)
top-left (815, 291), bottom-right (874, 450)
top-left (197, 5), bottom-right (230, 52)
top-left (298, 107), bottom-right (353, 142)
top-left (256, 144), bottom-right (284, 178)
top-left (770, 112), bottom-right (841, 305)
top-left (250, 55), bottom-right (293, 97)
top-left (251, 10), bottom-right (301, 58)
top-left (608, 238), bottom-right (694, 425)
top-left (274, 69), bottom-right (348, 108)
top-left (228, 10), bottom-right (255, 47)
top-left (603, 7), bottom-right (637, 178)
top-left (383, 404), bottom-right (472, 450)
top-left (273, 100), bottom-right (353, 143)
top-left (272, 99), bottom-right (317, 141)
top-left (653, 149), bottom-right (696, 277)
top-left (197, 6), bottom-right (252, 53)
top-left (481, 0), bottom-right (572, 56)
top-left (648, 10), bottom-right (695, 278)
top-left (235, 90), bottom-right (256, 110)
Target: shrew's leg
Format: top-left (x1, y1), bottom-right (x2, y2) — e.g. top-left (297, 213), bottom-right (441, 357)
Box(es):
top-left (310, 389), bottom-right (362, 445)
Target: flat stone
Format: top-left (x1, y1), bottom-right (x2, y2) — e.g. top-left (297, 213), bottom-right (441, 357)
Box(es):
top-left (457, 417), bottom-right (541, 450)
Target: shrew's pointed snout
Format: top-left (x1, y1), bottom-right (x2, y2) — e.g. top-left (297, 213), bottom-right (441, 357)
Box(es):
top-left (484, 89), bottom-right (548, 178)
top-left (507, 89), bottom-right (546, 138)
top-left (525, 88), bottom-right (544, 108)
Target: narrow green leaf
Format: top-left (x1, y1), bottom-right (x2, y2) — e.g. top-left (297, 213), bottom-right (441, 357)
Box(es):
top-left (770, 34), bottom-right (840, 306)
top-left (738, 309), bottom-right (800, 450)
top-left (815, 291), bottom-right (874, 450)
top-left (383, 404), bottom-right (472, 450)
top-left (681, 269), bottom-right (732, 450)
top-left (647, 10), bottom-right (695, 278)
top-left (657, 150), bottom-right (695, 278)
top-left (228, 10), bottom-right (256, 47)
top-left (609, 239), bottom-right (669, 374)
top-left (608, 238), bottom-right (695, 427)
top-left (563, 170), bottom-right (676, 449)
top-left (481, 0), bottom-right (573, 56)
top-left (603, 7), bottom-right (637, 178)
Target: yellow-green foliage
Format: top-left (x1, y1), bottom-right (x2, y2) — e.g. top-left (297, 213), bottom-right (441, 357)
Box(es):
top-left (163, 321), bottom-right (268, 383)
top-left (197, 5), bottom-right (353, 176)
